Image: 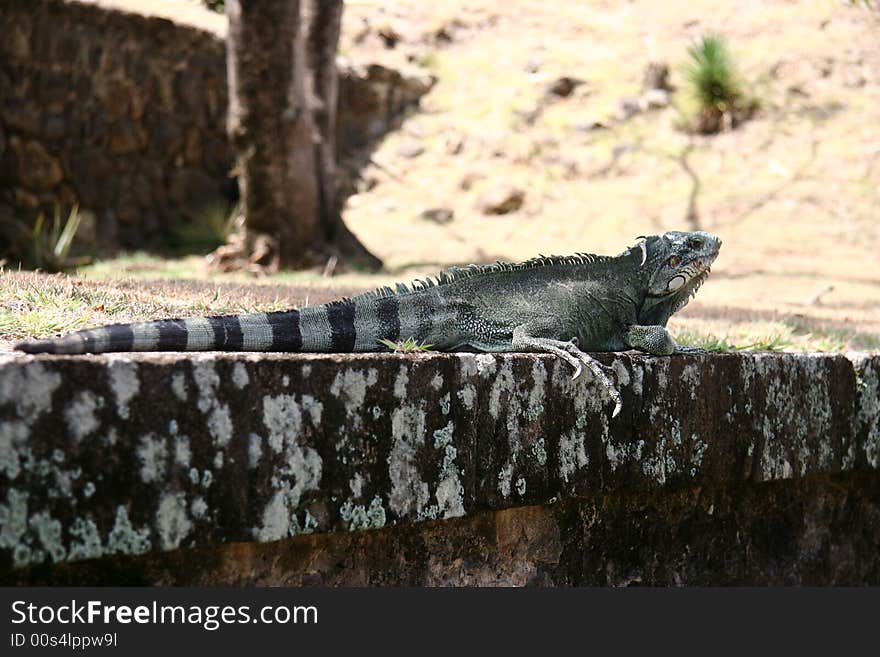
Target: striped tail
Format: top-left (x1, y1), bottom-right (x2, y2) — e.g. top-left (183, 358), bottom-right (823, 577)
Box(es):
top-left (13, 295), bottom-right (406, 355)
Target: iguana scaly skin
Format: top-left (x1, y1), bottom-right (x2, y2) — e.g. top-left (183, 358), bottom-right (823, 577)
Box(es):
top-left (15, 230), bottom-right (721, 417)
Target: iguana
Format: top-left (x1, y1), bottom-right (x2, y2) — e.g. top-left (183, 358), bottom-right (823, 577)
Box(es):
top-left (15, 230), bottom-right (721, 417)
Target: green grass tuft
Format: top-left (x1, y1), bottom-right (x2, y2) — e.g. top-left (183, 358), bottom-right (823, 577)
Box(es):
top-left (378, 337), bottom-right (435, 352)
top-left (676, 329), bottom-right (793, 353)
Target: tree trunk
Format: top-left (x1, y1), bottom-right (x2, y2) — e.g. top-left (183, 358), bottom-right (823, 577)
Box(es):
top-left (223, 0), bottom-right (380, 271)
top-left (304, 0), bottom-right (381, 269)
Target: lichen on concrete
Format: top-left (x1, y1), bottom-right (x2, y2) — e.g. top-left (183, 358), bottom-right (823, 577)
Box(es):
top-left (432, 422), bottom-right (454, 448)
top-left (388, 404), bottom-right (430, 517)
top-left (340, 495), bottom-right (386, 531)
top-left (0, 489), bottom-right (29, 566)
top-left (330, 368), bottom-right (378, 427)
top-left (29, 510), bottom-right (66, 563)
top-left (393, 366), bottom-right (410, 400)
top-left (301, 394), bottom-right (323, 426)
top-left (0, 421), bottom-right (29, 480)
top-left (532, 438), bottom-right (547, 466)
top-left (232, 362), bottom-right (249, 389)
top-left (559, 430), bottom-right (588, 483)
top-left (171, 372), bottom-right (188, 401)
top-left (137, 433), bottom-right (168, 484)
top-left (106, 506), bottom-right (151, 556)
top-left (497, 464), bottom-right (514, 498)
top-left (207, 405), bottom-right (233, 448)
top-left (1, 350), bottom-right (877, 574)
top-left (261, 393), bottom-right (322, 511)
top-left (248, 433), bottom-right (263, 469)
top-left (190, 497), bottom-right (208, 519)
top-left (64, 391), bottom-right (101, 442)
top-left (107, 357), bottom-right (139, 420)
top-left (262, 394), bottom-right (302, 453)
top-left (456, 384), bottom-right (477, 410)
top-left (156, 492), bottom-right (192, 551)
top-left (435, 441), bottom-right (465, 518)
top-left (67, 517), bottom-right (103, 562)
top-left (349, 472), bottom-right (364, 498)
top-left (0, 360), bottom-right (61, 420)
top-left (174, 433), bottom-right (191, 467)
top-left (255, 491), bottom-right (290, 542)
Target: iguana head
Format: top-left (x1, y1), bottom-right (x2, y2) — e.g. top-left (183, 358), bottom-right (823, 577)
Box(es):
top-left (637, 230), bottom-right (721, 326)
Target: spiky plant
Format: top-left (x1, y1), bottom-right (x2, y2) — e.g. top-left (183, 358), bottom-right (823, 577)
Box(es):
top-left (31, 205), bottom-right (92, 272)
top-left (681, 35), bottom-right (743, 133)
top-left (378, 337), bottom-right (435, 353)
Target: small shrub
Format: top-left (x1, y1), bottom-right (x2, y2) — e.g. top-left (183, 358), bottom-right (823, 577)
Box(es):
top-left (31, 205), bottom-right (92, 272)
top-left (680, 35), bottom-right (755, 133)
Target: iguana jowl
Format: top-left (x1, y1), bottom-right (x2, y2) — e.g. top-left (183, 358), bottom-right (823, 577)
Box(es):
top-left (15, 230), bottom-right (721, 416)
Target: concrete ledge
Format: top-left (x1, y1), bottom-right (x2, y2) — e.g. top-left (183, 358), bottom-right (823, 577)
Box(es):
top-left (1, 351), bottom-right (878, 577)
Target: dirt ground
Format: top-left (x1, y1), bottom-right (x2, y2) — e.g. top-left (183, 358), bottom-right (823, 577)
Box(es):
top-left (3, 0), bottom-right (879, 351)
top-left (336, 0), bottom-right (880, 349)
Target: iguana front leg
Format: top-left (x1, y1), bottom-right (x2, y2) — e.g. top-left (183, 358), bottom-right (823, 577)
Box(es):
top-left (625, 325), bottom-right (706, 355)
top-left (511, 324), bottom-right (623, 418)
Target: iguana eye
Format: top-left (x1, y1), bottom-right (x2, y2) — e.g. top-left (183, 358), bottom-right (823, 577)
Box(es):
top-left (668, 255), bottom-right (681, 267)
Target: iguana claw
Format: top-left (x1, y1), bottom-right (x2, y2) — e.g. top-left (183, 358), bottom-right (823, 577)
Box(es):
top-left (512, 330), bottom-right (622, 417)
top-left (555, 341), bottom-right (623, 417)
top-left (563, 342), bottom-right (621, 410)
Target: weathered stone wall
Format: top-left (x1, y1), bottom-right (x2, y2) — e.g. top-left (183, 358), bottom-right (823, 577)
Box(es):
top-left (0, 0), bottom-right (433, 256)
top-left (1, 351), bottom-right (878, 583)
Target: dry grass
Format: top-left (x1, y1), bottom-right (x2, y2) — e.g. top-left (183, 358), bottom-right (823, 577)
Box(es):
top-left (0, 268), bottom-right (362, 350)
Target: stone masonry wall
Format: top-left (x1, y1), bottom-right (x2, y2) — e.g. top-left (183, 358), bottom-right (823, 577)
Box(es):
top-left (1, 351), bottom-right (878, 582)
top-left (0, 0), bottom-right (433, 257)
